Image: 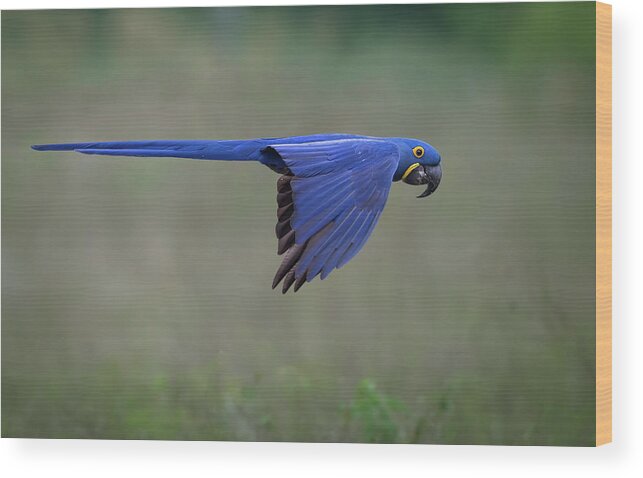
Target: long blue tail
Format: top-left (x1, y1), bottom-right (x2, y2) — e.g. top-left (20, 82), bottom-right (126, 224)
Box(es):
top-left (31, 140), bottom-right (260, 161)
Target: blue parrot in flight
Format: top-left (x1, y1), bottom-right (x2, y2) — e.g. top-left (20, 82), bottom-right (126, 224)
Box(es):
top-left (32, 134), bottom-right (442, 293)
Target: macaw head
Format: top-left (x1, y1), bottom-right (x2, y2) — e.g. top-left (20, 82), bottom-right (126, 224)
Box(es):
top-left (394, 138), bottom-right (442, 198)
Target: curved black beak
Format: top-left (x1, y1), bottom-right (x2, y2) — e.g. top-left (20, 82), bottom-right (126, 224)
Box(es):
top-left (402, 164), bottom-right (442, 198)
top-left (416, 164), bottom-right (442, 198)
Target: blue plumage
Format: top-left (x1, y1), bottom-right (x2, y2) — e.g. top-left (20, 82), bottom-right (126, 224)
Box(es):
top-left (32, 134), bottom-right (442, 293)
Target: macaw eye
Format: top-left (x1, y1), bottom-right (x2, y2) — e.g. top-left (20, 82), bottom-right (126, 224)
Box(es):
top-left (413, 146), bottom-right (425, 158)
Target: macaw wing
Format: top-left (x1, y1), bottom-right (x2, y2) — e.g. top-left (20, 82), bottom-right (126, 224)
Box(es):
top-left (267, 139), bottom-right (399, 293)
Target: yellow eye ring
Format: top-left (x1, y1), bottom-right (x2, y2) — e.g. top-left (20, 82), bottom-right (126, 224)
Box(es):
top-left (413, 146), bottom-right (425, 158)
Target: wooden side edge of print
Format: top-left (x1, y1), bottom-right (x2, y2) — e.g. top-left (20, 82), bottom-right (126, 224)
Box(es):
top-left (595, 1), bottom-right (612, 447)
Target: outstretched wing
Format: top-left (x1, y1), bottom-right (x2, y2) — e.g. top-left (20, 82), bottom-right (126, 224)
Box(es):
top-left (268, 139), bottom-right (399, 293)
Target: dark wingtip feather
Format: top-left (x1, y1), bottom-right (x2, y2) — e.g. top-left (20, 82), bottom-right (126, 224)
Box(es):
top-left (277, 203), bottom-right (294, 222)
top-left (277, 192), bottom-right (292, 208)
top-left (282, 270), bottom-right (296, 293)
top-left (277, 175), bottom-right (293, 193)
top-left (276, 220), bottom-right (292, 240)
top-left (272, 243), bottom-right (304, 289)
top-left (277, 229), bottom-right (295, 255)
top-left (293, 275), bottom-right (307, 293)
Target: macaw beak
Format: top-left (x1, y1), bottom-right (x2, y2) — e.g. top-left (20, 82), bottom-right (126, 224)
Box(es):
top-left (403, 164), bottom-right (442, 198)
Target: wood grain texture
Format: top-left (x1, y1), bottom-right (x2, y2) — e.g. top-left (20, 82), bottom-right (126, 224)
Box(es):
top-left (595, 1), bottom-right (612, 447)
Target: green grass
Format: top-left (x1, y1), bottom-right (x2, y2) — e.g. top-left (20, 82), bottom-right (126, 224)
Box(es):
top-left (2, 360), bottom-right (594, 445)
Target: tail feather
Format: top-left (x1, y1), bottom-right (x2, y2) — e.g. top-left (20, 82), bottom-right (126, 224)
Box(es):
top-left (72, 148), bottom-right (216, 160)
top-left (31, 140), bottom-right (251, 161)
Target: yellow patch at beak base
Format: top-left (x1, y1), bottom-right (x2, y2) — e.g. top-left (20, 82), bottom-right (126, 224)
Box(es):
top-left (402, 162), bottom-right (421, 181)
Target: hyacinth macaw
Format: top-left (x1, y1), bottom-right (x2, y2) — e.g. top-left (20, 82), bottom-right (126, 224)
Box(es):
top-left (32, 134), bottom-right (442, 293)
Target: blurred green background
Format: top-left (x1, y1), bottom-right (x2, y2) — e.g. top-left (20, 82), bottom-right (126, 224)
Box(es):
top-left (2, 3), bottom-right (596, 445)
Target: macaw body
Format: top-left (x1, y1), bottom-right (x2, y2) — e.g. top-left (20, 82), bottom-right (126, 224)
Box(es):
top-left (33, 134), bottom-right (442, 293)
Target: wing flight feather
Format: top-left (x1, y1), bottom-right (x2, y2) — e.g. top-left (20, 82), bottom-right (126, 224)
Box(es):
top-left (268, 139), bottom-right (399, 293)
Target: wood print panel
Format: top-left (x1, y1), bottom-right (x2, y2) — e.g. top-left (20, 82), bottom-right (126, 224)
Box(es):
top-left (1, 2), bottom-right (606, 446)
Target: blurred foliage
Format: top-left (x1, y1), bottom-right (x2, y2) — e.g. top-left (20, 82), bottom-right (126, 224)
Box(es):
top-left (345, 379), bottom-right (405, 443)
